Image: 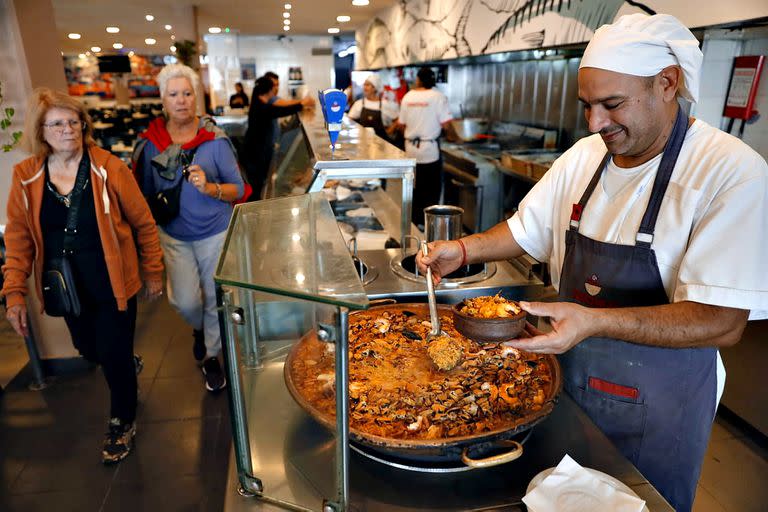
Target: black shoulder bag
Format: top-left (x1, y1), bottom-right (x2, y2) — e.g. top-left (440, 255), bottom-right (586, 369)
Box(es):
top-left (41, 161), bottom-right (90, 317)
top-left (147, 148), bottom-right (195, 226)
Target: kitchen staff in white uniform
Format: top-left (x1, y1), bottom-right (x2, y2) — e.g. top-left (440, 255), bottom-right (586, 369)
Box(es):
top-left (417, 14), bottom-right (768, 512)
top-left (393, 67), bottom-right (455, 226)
top-left (348, 73), bottom-right (399, 141)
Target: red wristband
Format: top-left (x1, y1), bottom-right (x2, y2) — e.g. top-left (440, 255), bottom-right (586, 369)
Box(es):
top-left (457, 239), bottom-right (468, 267)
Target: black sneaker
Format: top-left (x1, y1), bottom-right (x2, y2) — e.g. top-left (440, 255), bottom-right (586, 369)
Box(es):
top-left (102, 418), bottom-right (136, 464)
top-left (133, 354), bottom-right (144, 376)
top-left (201, 357), bottom-right (227, 392)
top-left (193, 329), bottom-right (206, 362)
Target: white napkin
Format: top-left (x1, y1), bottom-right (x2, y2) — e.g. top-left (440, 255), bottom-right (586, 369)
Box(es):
top-left (346, 207), bottom-right (375, 218)
top-left (523, 455), bottom-right (646, 512)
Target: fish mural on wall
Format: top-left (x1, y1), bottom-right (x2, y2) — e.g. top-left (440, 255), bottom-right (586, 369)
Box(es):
top-left (355, 0), bottom-right (656, 69)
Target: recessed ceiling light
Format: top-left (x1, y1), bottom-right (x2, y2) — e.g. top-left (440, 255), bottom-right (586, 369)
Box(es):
top-left (170, 45), bottom-right (176, 52)
top-left (68, 33), bottom-right (81, 39)
top-left (145, 38), bottom-right (156, 45)
top-left (283, 12), bottom-right (290, 18)
top-left (78, 53), bottom-right (86, 59)
top-left (128, 50), bottom-right (135, 56)
top-left (164, 24), bottom-right (172, 30)
top-left (86, 51), bottom-right (91, 56)
top-left (284, 3), bottom-right (292, 9)
top-left (327, 27), bottom-right (340, 34)
top-left (113, 42), bottom-right (123, 49)
top-left (352, 0), bottom-right (369, 5)
top-left (171, 35), bottom-right (176, 40)
top-left (337, 15), bottom-right (351, 22)
top-left (145, 14), bottom-right (154, 21)
top-left (283, 26), bottom-right (290, 31)
top-left (284, 19), bottom-right (291, 25)
top-left (91, 46), bottom-right (101, 52)
top-left (106, 26), bottom-right (119, 33)
top-left (208, 26), bottom-right (222, 34)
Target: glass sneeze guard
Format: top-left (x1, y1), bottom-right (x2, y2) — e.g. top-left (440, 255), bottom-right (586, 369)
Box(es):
top-left (215, 192), bottom-right (367, 511)
top-left (216, 193), bottom-right (369, 309)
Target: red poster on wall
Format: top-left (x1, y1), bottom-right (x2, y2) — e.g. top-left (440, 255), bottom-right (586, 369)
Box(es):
top-left (723, 55), bottom-right (765, 120)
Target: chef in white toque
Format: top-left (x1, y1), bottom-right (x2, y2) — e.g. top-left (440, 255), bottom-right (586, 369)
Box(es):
top-left (418, 14), bottom-right (768, 512)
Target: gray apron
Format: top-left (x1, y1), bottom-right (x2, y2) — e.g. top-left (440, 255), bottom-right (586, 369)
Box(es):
top-left (558, 107), bottom-right (716, 512)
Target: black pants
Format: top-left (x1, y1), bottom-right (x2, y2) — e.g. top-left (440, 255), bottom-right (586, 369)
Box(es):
top-left (244, 150), bottom-right (273, 201)
top-left (412, 159), bottom-right (444, 226)
top-left (64, 295), bottom-right (138, 423)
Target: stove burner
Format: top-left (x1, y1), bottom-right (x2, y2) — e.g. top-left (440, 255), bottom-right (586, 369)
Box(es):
top-left (390, 253), bottom-right (496, 286)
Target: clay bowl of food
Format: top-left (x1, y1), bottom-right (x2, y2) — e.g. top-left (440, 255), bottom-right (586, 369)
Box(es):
top-left (452, 294), bottom-right (527, 343)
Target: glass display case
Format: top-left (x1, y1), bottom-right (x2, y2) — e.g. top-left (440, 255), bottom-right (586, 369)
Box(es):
top-left (215, 193), bottom-right (369, 511)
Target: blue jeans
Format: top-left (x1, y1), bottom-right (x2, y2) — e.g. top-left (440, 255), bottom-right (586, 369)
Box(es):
top-left (158, 229), bottom-right (226, 358)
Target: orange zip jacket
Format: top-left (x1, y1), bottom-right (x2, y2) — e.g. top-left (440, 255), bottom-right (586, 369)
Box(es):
top-left (2, 145), bottom-right (164, 312)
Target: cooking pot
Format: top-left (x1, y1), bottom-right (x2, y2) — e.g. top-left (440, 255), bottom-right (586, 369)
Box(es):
top-left (451, 118), bottom-right (490, 142)
top-left (284, 303), bottom-right (562, 470)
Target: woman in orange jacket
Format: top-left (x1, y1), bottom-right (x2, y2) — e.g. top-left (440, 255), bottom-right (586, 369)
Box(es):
top-left (1, 88), bottom-right (164, 464)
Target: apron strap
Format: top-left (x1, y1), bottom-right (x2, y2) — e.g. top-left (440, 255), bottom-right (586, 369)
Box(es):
top-left (635, 106), bottom-right (689, 247)
top-left (569, 153), bottom-right (611, 231)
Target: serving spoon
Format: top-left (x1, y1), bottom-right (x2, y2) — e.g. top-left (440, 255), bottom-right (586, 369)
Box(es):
top-left (421, 242), bottom-right (462, 371)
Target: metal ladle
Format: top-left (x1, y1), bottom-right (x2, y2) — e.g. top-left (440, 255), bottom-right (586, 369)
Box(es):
top-left (421, 242), bottom-right (463, 371)
top-left (421, 241), bottom-right (444, 342)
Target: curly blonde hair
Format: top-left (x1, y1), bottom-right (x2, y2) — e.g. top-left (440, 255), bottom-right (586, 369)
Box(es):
top-left (21, 88), bottom-right (95, 159)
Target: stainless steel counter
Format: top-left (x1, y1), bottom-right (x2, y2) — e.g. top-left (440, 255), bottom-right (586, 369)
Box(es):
top-left (223, 354), bottom-right (674, 512)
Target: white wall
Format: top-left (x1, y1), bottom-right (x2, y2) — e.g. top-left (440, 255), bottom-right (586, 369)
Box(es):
top-left (0, 0), bottom-right (32, 223)
top-left (694, 27), bottom-right (768, 161)
top-left (204, 34), bottom-right (334, 108)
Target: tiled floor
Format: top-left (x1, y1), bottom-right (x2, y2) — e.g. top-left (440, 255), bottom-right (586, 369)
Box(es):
top-left (0, 298), bottom-right (766, 511)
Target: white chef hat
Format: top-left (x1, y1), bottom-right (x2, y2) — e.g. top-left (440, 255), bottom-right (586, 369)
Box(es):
top-left (579, 14), bottom-right (703, 103)
top-left (364, 73), bottom-right (383, 92)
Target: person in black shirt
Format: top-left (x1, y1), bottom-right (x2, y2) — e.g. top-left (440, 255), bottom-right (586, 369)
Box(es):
top-left (243, 75), bottom-right (314, 199)
top-left (229, 82), bottom-right (249, 109)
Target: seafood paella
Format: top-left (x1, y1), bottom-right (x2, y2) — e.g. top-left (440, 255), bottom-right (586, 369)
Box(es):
top-left (287, 307), bottom-right (555, 441)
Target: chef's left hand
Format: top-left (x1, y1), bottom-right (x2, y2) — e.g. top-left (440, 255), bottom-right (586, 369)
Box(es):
top-left (187, 165), bottom-right (207, 193)
top-left (502, 301), bottom-right (596, 354)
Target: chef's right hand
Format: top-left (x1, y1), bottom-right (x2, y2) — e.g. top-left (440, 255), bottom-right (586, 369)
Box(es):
top-left (415, 240), bottom-right (463, 285)
top-left (5, 303), bottom-right (29, 338)
top-left (301, 96), bottom-right (315, 109)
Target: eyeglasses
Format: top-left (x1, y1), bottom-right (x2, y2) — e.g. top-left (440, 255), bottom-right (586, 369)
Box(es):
top-left (43, 119), bottom-right (82, 132)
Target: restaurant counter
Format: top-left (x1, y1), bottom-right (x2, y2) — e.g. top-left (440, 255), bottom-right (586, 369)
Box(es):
top-left (222, 352), bottom-right (673, 511)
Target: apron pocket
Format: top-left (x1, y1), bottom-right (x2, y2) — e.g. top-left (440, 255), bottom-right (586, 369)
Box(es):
top-left (569, 384), bottom-right (647, 464)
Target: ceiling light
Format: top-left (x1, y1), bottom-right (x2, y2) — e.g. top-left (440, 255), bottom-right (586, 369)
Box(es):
top-left (283, 12), bottom-right (290, 18)
top-left (145, 14), bottom-right (154, 21)
top-left (284, 19), bottom-right (291, 25)
top-left (128, 50), bottom-right (135, 56)
top-left (91, 46), bottom-right (101, 52)
top-left (86, 51), bottom-right (91, 56)
top-left (337, 15), bottom-right (351, 22)
top-left (78, 53), bottom-right (86, 59)
top-left (283, 26), bottom-right (290, 31)
top-left (164, 24), bottom-right (172, 30)
top-left (284, 3), bottom-right (292, 9)
top-left (352, 0), bottom-right (370, 5)
top-left (145, 38), bottom-right (156, 45)
top-left (68, 33), bottom-right (81, 39)
top-left (170, 45), bottom-right (176, 52)
top-left (208, 26), bottom-right (222, 34)
top-left (327, 27), bottom-right (340, 34)
top-left (106, 26), bottom-right (119, 33)
top-left (171, 35), bottom-right (176, 40)
top-left (113, 42), bottom-right (123, 49)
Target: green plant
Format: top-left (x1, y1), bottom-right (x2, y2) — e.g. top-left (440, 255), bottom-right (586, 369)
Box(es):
top-left (0, 81), bottom-right (22, 152)
top-left (174, 40), bottom-right (198, 68)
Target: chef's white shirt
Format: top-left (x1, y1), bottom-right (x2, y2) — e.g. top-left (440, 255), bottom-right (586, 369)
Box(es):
top-left (508, 119), bottom-right (768, 412)
top-left (398, 88), bottom-right (452, 164)
top-left (348, 97), bottom-right (399, 127)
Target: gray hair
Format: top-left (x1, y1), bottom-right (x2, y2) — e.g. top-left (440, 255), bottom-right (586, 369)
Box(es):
top-left (156, 63), bottom-right (200, 99)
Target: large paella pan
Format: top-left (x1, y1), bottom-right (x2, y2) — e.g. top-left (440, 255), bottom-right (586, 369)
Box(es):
top-left (284, 303), bottom-right (562, 469)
